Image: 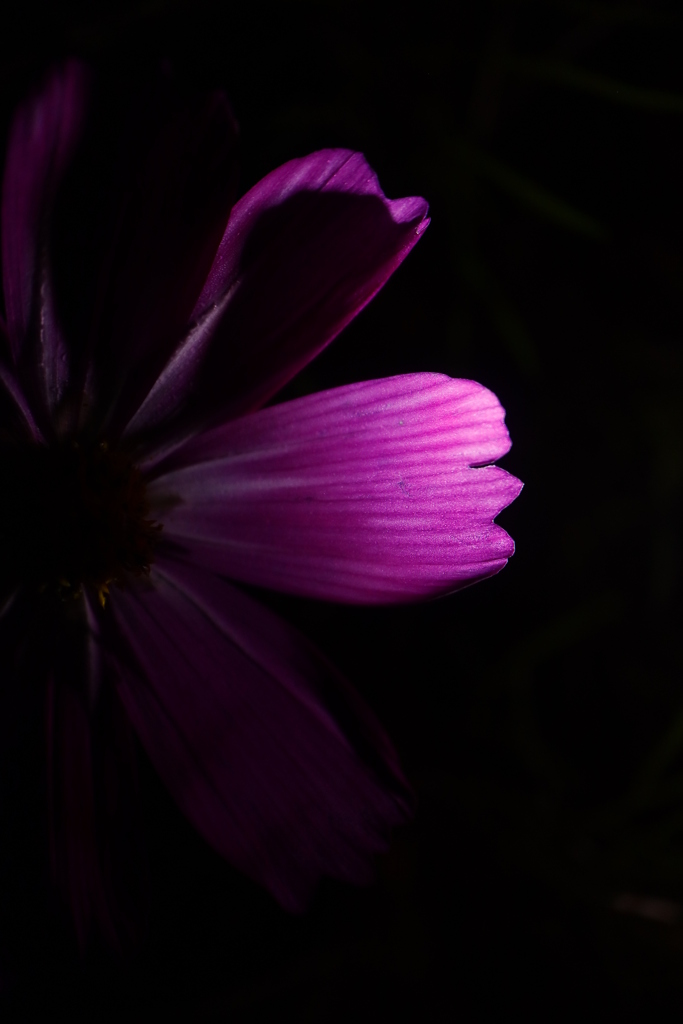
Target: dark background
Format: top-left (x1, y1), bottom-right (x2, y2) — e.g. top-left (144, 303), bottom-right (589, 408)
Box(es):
top-left (2, 1), bottom-right (683, 1019)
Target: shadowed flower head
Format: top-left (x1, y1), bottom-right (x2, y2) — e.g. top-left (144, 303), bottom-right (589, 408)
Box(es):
top-left (0, 62), bottom-right (522, 950)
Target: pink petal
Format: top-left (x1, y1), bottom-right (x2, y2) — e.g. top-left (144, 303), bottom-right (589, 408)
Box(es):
top-left (105, 557), bottom-right (412, 911)
top-left (147, 374), bottom-right (522, 604)
top-left (1, 61), bottom-right (88, 424)
top-left (124, 149), bottom-right (428, 455)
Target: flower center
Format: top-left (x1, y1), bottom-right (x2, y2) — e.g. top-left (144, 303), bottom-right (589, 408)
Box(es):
top-left (0, 440), bottom-right (161, 604)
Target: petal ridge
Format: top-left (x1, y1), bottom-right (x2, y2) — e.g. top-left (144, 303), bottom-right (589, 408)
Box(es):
top-left (148, 373), bottom-right (522, 603)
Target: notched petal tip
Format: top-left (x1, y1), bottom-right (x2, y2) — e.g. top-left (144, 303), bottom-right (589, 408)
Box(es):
top-left (150, 372), bottom-right (523, 604)
top-left (124, 149), bottom-right (430, 450)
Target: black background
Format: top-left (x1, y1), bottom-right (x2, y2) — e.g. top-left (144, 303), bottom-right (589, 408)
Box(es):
top-left (2, 1), bottom-right (683, 1019)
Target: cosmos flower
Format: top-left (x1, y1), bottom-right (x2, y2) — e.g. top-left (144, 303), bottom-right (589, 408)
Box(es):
top-left (0, 62), bottom-right (522, 948)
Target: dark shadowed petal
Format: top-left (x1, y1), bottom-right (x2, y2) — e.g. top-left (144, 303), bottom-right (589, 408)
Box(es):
top-left (105, 557), bottom-right (412, 911)
top-left (2, 64), bottom-right (240, 439)
top-left (47, 673), bottom-right (115, 952)
top-left (147, 374), bottom-right (523, 604)
top-left (124, 149), bottom-right (428, 455)
top-left (83, 88), bottom-right (239, 438)
top-left (0, 597), bottom-right (49, 967)
top-left (0, 317), bottom-right (43, 441)
top-left (1, 61), bottom-right (88, 427)
top-left (46, 594), bottom-right (146, 951)
top-left (0, 590), bottom-right (143, 954)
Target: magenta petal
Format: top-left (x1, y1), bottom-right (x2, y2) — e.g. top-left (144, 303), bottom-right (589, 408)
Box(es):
top-left (106, 557), bottom-right (412, 911)
top-left (1, 61), bottom-right (87, 422)
top-left (124, 149), bottom-right (428, 450)
top-left (148, 374), bottom-right (523, 604)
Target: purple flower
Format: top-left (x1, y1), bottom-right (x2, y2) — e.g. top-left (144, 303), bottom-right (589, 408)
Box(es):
top-left (0, 63), bottom-right (522, 947)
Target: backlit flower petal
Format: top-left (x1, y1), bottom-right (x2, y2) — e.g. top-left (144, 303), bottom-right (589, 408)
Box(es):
top-left (106, 557), bottom-right (412, 911)
top-left (147, 374), bottom-right (522, 603)
top-left (124, 149), bottom-right (428, 456)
